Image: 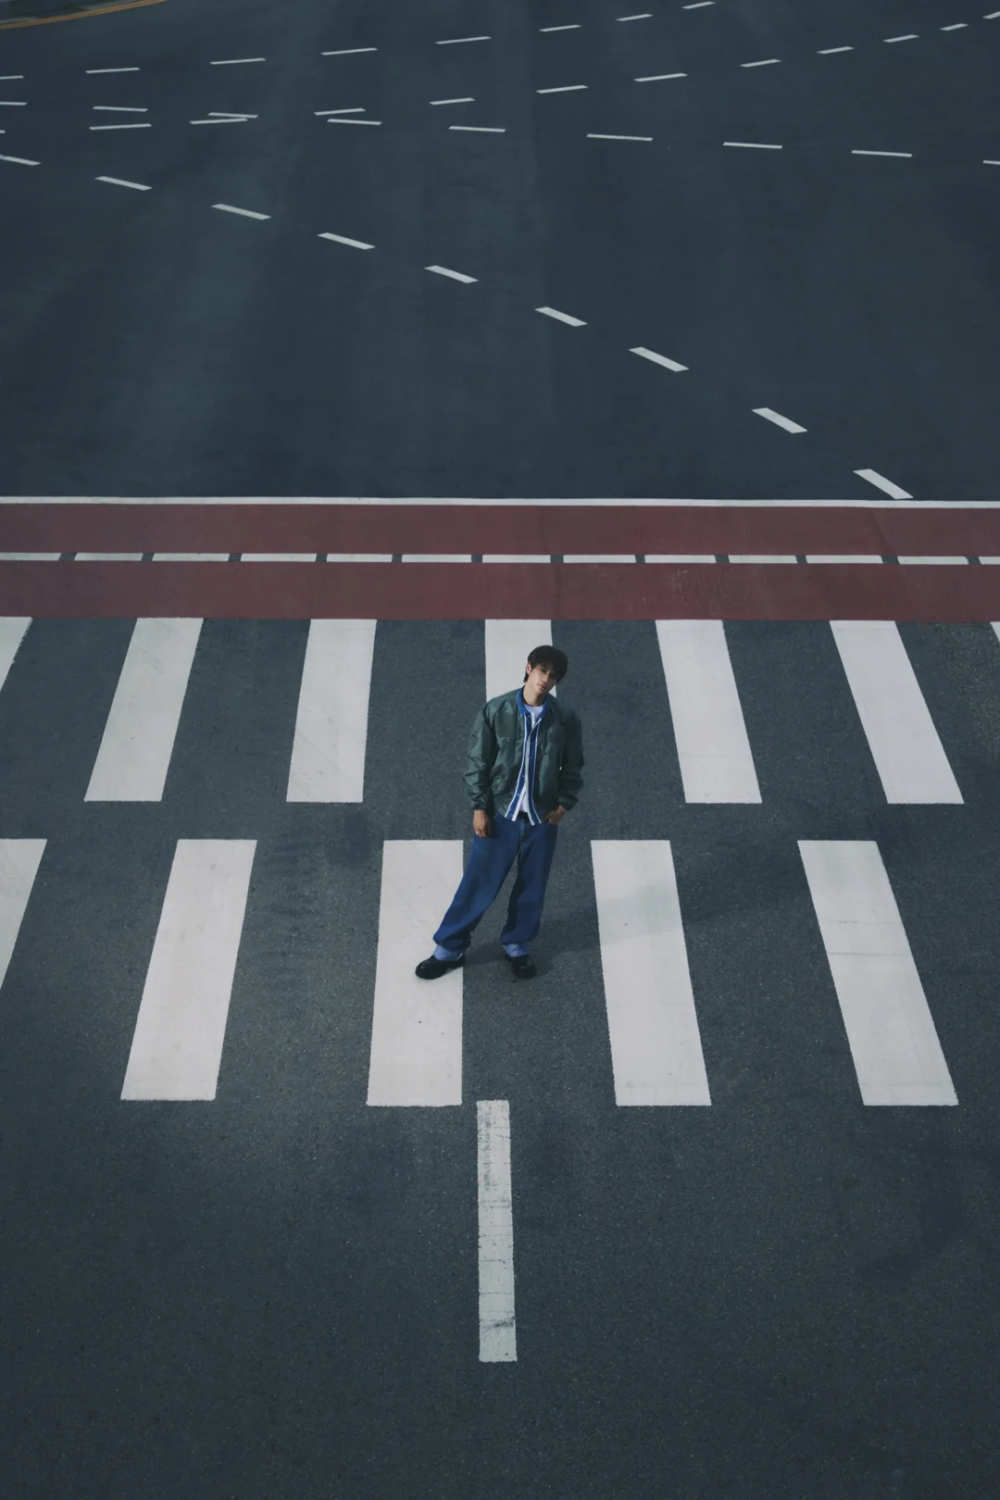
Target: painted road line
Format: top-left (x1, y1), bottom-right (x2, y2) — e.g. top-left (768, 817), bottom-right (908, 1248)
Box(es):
top-left (0, 841), bottom-right (46, 994)
top-left (319, 230), bottom-right (374, 249)
top-left (436, 35), bottom-right (491, 44)
top-left (212, 203), bottom-right (270, 220)
top-left (426, 264), bottom-right (478, 283)
top-left (635, 72), bottom-right (687, 81)
top-left (93, 105), bottom-right (147, 111)
top-left (884, 34), bottom-right (918, 42)
top-left (800, 840), bottom-right (957, 1106)
top-left (190, 117), bottom-right (248, 125)
top-left (401, 554), bottom-right (473, 562)
top-left (76, 552), bottom-right (143, 560)
top-left (741, 58), bottom-right (780, 66)
top-left (563, 554), bottom-right (636, 562)
top-left (753, 407), bottom-right (806, 433)
top-left (0, 617), bottom-right (30, 693)
top-left (617, 13), bottom-right (653, 19)
top-left (152, 553), bottom-right (229, 561)
top-left (806, 554), bottom-right (881, 563)
top-left (941, 23), bottom-right (969, 28)
top-left (852, 149), bottom-right (913, 158)
top-left (287, 619), bottom-right (375, 802)
top-left (85, 618), bottom-right (202, 802)
top-left (209, 112), bottom-right (258, 118)
top-left (86, 66), bottom-right (140, 73)
top-left (449, 125), bottom-right (506, 132)
top-left (683, 1), bottom-right (715, 7)
top-left (985, 160), bottom-right (1000, 166)
top-left (0, 553), bottom-right (59, 560)
top-left (0, 76), bottom-right (25, 80)
top-left (541, 23), bottom-right (581, 30)
top-left (322, 47), bottom-right (377, 56)
top-left (431, 97), bottom-right (475, 105)
top-left (831, 622), bottom-right (962, 803)
top-left (121, 840), bottom-right (256, 1100)
top-left (631, 345), bottom-right (688, 372)
top-left (90, 122), bottom-right (151, 130)
top-left (328, 117), bottom-right (381, 125)
top-left (818, 46), bottom-right (854, 54)
top-left (482, 555), bottom-right (551, 563)
top-left (241, 553), bottom-right (316, 561)
top-left (537, 84), bottom-right (588, 92)
top-left (0, 100), bottom-right (26, 105)
top-left (478, 1100), bottom-right (517, 1362)
top-left (315, 108), bottom-right (366, 115)
top-left (647, 554), bottom-right (716, 563)
top-left (588, 133), bottom-right (653, 141)
top-left (728, 554), bottom-right (797, 563)
top-left (486, 620), bottom-right (552, 701)
top-left (898, 556), bottom-right (968, 565)
top-left (724, 140), bottom-right (782, 149)
top-left (592, 840), bottom-right (711, 1105)
top-left (536, 306), bottom-right (587, 326)
top-left (326, 553), bottom-right (393, 562)
top-left (210, 57), bottom-right (266, 65)
top-left (367, 841), bottom-right (463, 1107)
top-left (854, 468), bottom-right (912, 499)
top-left (655, 620), bottom-right (760, 802)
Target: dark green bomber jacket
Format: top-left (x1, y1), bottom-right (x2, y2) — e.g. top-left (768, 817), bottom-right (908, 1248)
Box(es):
top-left (463, 688), bottom-right (585, 820)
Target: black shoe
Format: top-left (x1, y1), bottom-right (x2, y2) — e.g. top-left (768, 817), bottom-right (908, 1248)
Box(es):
top-left (415, 955), bottom-right (464, 980)
top-left (506, 954), bottom-right (536, 979)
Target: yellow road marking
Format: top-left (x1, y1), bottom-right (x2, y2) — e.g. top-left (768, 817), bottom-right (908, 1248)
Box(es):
top-left (0, 0), bottom-right (167, 30)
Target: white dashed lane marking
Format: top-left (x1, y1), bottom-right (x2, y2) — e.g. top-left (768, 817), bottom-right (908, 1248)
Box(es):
top-left (86, 66), bottom-right (139, 73)
top-left (853, 149), bottom-right (913, 158)
top-left (328, 117), bottom-right (382, 125)
top-left (212, 203), bottom-right (271, 220)
top-left (431, 97), bottom-right (475, 105)
top-left (93, 105), bottom-right (148, 112)
top-left (322, 47), bottom-right (377, 56)
top-left (319, 230), bottom-right (375, 249)
top-left (426, 265), bottom-right (478, 283)
top-left (0, 153), bottom-right (38, 164)
top-left (588, 133), bottom-right (653, 141)
top-left (724, 140), bottom-right (782, 149)
top-left (537, 84), bottom-right (588, 93)
top-left (630, 346), bottom-right (688, 373)
top-left (741, 58), bottom-right (781, 67)
top-left (96, 176), bottom-right (151, 190)
top-left (90, 123), bottom-right (151, 130)
top-left (209, 57), bottom-right (266, 66)
top-left (635, 72), bottom-right (687, 81)
top-left (449, 125), bottom-right (506, 132)
top-left (540, 24), bottom-right (582, 31)
top-left (536, 306), bottom-right (587, 326)
top-left (315, 108), bottom-right (366, 115)
top-left (754, 408), bottom-right (807, 433)
top-left (436, 35), bottom-right (491, 44)
top-left (855, 469), bottom-right (913, 500)
top-left (818, 46), bottom-right (854, 54)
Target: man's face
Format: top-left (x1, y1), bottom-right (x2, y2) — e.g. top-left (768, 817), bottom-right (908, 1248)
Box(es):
top-left (525, 661), bottom-right (559, 697)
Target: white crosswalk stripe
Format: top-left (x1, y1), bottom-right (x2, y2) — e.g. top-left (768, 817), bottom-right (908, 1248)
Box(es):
top-left (287, 619), bottom-right (376, 802)
top-left (655, 620), bottom-right (760, 802)
top-left (0, 839), bottom-right (46, 991)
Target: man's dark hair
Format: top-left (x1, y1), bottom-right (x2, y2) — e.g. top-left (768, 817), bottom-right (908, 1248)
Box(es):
top-left (524, 645), bottom-right (569, 683)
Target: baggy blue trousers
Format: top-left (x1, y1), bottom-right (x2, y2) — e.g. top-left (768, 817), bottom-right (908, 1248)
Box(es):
top-left (433, 814), bottom-right (559, 960)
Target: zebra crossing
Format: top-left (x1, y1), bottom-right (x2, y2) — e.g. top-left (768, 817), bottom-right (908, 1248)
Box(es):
top-left (0, 829), bottom-right (964, 1109)
top-left (2, 614), bottom-right (996, 807)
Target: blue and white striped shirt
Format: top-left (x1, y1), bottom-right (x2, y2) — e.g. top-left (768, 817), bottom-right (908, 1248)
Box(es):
top-left (503, 693), bottom-right (548, 824)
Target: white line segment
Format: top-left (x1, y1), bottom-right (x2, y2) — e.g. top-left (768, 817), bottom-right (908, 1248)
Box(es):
top-left (854, 468), bottom-right (912, 499)
top-left (478, 1100), bottom-right (517, 1362)
top-left (449, 125), bottom-right (506, 132)
top-left (93, 105), bottom-right (147, 112)
top-left (831, 622), bottom-right (962, 803)
top-left (635, 72), bottom-right (687, 81)
top-left (753, 406), bottom-right (806, 432)
top-left (319, 230), bottom-right (374, 249)
top-left (884, 34), bottom-right (918, 42)
top-left (541, 23), bottom-right (581, 30)
top-left (0, 617), bottom-right (30, 695)
top-left (210, 57), bottom-right (266, 65)
top-left (122, 840), bottom-right (256, 1100)
top-left (800, 840), bottom-right (957, 1105)
top-left (287, 620), bottom-right (375, 802)
top-left (86, 618), bottom-right (202, 802)
top-left (190, 117), bottom-right (248, 125)
top-left (724, 140), bottom-right (782, 149)
top-left (426, 264), bottom-right (477, 283)
top-left (655, 620), bottom-right (760, 802)
top-left (588, 133), bottom-right (653, 141)
top-left (212, 203), bottom-right (270, 219)
top-left (852, 149), bottom-right (912, 158)
top-left (315, 108), bottom-right (366, 115)
top-left (86, 67), bottom-right (139, 73)
top-left (0, 155), bottom-right (39, 165)
top-left (818, 46), bottom-right (854, 54)
top-left (322, 47), bottom-right (377, 55)
top-left (592, 840), bottom-right (711, 1105)
top-left (436, 36), bottom-right (491, 45)
top-left (537, 84), bottom-right (588, 93)
top-left (536, 306), bottom-right (587, 326)
top-left (741, 58), bottom-right (780, 67)
top-left (367, 841), bottom-right (464, 1106)
top-left (328, 117), bottom-right (382, 124)
top-left (431, 97), bottom-right (475, 105)
top-left (0, 840), bottom-right (46, 995)
top-left (90, 122), bottom-right (151, 130)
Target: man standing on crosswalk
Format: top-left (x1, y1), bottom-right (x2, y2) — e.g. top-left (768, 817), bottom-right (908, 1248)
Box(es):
top-left (416, 646), bottom-right (585, 981)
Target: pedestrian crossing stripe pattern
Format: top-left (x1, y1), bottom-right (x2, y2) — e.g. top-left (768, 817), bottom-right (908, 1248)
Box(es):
top-left (0, 836), bottom-right (959, 1108)
top-left (2, 617), bottom-right (994, 806)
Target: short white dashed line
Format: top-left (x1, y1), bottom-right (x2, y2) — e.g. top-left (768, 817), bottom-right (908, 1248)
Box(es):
top-left (86, 67), bottom-right (140, 74)
top-left (630, 346), bottom-right (688, 372)
top-left (616, 13), bottom-right (652, 19)
top-left (0, 76), bottom-right (25, 81)
top-left (986, 11), bottom-right (1000, 18)
top-left (431, 97), bottom-right (475, 105)
top-left (563, 555), bottom-right (636, 563)
top-left (426, 265), bottom-right (478, 283)
top-left (541, 23), bottom-right (581, 31)
top-left (985, 160), bottom-right (1000, 166)
top-left (818, 46), bottom-right (854, 54)
top-left (0, 154), bottom-right (39, 165)
top-left (401, 555), bottom-right (473, 562)
top-left (855, 468), bottom-right (912, 500)
top-left (646, 554), bottom-right (717, 562)
top-left (327, 554), bottom-right (394, 562)
top-left (322, 47), bottom-right (378, 55)
top-left (93, 105), bottom-right (148, 112)
top-left (729, 555), bottom-right (797, 564)
top-left (898, 556), bottom-right (968, 565)
top-left (449, 124), bottom-right (506, 132)
top-left (536, 306), bottom-right (587, 327)
top-left (213, 203), bottom-right (271, 220)
top-left (635, 72), bottom-right (687, 81)
top-left (537, 84), bottom-right (588, 93)
top-left (588, 133), bottom-right (653, 141)
top-left (741, 58), bottom-right (780, 67)
top-left (315, 108), bottom-right (366, 115)
top-left (210, 57), bottom-right (266, 65)
top-left (852, 149), bottom-right (912, 157)
top-left (754, 407), bottom-right (806, 433)
top-left (0, 101), bottom-right (27, 106)
top-left (436, 35), bottom-right (491, 44)
top-left (806, 555), bottom-right (881, 564)
top-left (724, 140), bottom-right (782, 149)
top-left (89, 122), bottom-right (151, 130)
top-left (940, 22), bottom-right (968, 28)
top-left (319, 230), bottom-right (374, 249)
top-left (328, 116), bottom-right (382, 124)
top-left (190, 117), bottom-right (248, 125)
top-left (683, 2), bottom-right (715, 7)
top-left (96, 175), bottom-right (151, 190)
top-left (884, 34), bottom-right (918, 42)
top-left (209, 111), bottom-right (258, 118)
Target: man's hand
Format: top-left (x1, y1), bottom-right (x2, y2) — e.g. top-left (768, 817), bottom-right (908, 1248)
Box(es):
top-left (473, 810), bottom-right (492, 838)
top-left (546, 806), bottom-right (568, 826)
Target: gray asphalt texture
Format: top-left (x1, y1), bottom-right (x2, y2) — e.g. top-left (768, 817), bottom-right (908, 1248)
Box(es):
top-left (3, 2), bottom-right (1000, 1497)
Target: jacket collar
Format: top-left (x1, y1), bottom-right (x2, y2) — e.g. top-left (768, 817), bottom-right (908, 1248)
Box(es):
top-left (517, 687), bottom-right (550, 720)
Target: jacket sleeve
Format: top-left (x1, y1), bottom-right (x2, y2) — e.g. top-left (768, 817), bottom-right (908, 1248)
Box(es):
top-left (464, 703), bottom-right (497, 810)
top-left (558, 711), bottom-right (585, 810)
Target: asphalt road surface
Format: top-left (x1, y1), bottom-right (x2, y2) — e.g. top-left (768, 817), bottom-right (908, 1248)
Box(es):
top-left (2, 2), bottom-right (1000, 1498)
